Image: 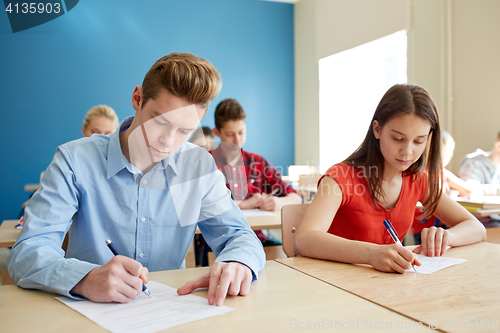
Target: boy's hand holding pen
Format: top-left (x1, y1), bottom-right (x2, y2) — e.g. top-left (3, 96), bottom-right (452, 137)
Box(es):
top-left (261, 187), bottom-right (280, 199)
top-left (70, 240), bottom-right (150, 303)
top-left (259, 187), bottom-right (280, 211)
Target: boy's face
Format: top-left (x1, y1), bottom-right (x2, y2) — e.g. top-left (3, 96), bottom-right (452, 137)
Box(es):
top-left (129, 86), bottom-right (204, 165)
top-left (214, 119), bottom-right (246, 149)
top-left (191, 135), bottom-right (215, 151)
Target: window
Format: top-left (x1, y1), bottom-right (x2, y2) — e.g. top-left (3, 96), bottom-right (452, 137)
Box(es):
top-left (319, 30), bottom-right (407, 172)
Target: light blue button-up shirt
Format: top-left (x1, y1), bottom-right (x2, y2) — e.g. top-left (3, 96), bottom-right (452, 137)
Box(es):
top-left (7, 116), bottom-right (265, 298)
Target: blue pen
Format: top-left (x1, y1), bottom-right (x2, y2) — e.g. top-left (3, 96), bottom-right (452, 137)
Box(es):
top-left (383, 220), bottom-right (417, 272)
top-left (105, 239), bottom-right (151, 297)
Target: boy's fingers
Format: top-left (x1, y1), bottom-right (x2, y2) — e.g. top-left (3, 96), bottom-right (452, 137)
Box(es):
top-left (207, 265), bottom-right (223, 305)
top-left (239, 273), bottom-right (252, 296)
top-left (177, 274), bottom-right (210, 295)
top-left (140, 267), bottom-right (149, 284)
top-left (120, 256), bottom-right (144, 277)
top-left (214, 270), bottom-right (232, 306)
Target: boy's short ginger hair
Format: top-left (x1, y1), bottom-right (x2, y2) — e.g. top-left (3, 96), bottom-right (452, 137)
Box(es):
top-left (142, 53), bottom-right (222, 111)
top-left (214, 98), bottom-right (246, 130)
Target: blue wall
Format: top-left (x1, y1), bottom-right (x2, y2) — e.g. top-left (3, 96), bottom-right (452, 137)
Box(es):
top-left (0, 0), bottom-right (294, 221)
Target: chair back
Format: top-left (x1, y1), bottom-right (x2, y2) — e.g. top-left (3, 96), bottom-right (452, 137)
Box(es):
top-left (281, 203), bottom-right (310, 257)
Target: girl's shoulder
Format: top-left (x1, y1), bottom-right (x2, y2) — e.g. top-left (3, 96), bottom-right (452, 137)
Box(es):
top-left (324, 163), bottom-right (369, 182)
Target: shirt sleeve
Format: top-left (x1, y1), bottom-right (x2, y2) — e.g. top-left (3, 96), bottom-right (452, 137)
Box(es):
top-left (459, 158), bottom-right (500, 195)
top-left (459, 158), bottom-right (487, 184)
top-left (7, 147), bottom-right (98, 299)
top-left (197, 168), bottom-right (265, 279)
top-left (261, 157), bottom-right (297, 196)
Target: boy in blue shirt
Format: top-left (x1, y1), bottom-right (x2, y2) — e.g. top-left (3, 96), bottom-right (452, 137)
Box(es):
top-left (8, 53), bottom-right (265, 306)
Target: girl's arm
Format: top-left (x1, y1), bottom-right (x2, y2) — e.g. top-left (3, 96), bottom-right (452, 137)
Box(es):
top-left (294, 177), bottom-right (418, 273)
top-left (416, 193), bottom-right (486, 256)
top-left (443, 168), bottom-right (473, 197)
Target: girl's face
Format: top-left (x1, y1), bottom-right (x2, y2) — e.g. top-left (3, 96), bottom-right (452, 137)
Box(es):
top-left (373, 113), bottom-right (431, 175)
top-left (82, 116), bottom-right (117, 137)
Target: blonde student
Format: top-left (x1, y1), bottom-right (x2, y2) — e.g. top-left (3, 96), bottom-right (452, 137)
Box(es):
top-left (294, 84), bottom-right (486, 273)
top-left (81, 104), bottom-right (119, 137)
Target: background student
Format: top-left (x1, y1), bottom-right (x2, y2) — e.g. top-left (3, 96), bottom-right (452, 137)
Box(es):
top-left (211, 98), bottom-right (302, 245)
top-left (81, 104), bottom-right (119, 137)
top-left (8, 53), bottom-right (265, 306)
top-left (38, 105), bottom-right (120, 183)
top-left (294, 84), bottom-right (486, 273)
top-left (412, 130), bottom-right (475, 244)
top-left (459, 131), bottom-right (500, 196)
top-left (189, 126), bottom-right (215, 151)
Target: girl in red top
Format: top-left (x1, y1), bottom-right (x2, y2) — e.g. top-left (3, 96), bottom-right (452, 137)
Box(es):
top-left (295, 84), bottom-right (486, 273)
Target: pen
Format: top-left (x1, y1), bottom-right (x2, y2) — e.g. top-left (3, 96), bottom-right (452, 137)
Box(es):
top-left (383, 220), bottom-right (417, 272)
top-left (269, 187), bottom-right (280, 196)
top-left (105, 239), bottom-right (151, 297)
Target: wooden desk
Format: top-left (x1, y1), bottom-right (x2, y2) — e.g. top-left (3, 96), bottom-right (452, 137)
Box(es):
top-left (277, 242), bottom-right (500, 332)
top-left (0, 261), bottom-right (433, 332)
top-left (24, 183), bottom-right (40, 192)
top-left (244, 209), bottom-right (281, 229)
top-left (0, 220), bottom-right (20, 248)
top-left (486, 227), bottom-right (500, 244)
top-left (195, 210), bottom-right (282, 234)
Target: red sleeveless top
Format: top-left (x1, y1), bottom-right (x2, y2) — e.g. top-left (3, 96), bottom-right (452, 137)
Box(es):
top-left (321, 163), bottom-right (428, 245)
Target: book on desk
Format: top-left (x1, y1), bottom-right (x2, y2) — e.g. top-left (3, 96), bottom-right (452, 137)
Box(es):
top-left (455, 196), bottom-right (500, 217)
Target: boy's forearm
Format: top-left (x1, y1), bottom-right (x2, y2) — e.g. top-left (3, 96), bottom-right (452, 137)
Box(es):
top-left (280, 193), bottom-right (303, 205)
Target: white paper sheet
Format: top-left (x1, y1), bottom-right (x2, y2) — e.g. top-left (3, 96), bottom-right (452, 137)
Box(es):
top-left (56, 281), bottom-right (234, 333)
top-left (407, 254), bottom-right (466, 274)
top-left (241, 209), bottom-right (276, 217)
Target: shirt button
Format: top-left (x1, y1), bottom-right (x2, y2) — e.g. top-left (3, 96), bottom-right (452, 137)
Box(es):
top-left (233, 167), bottom-right (236, 171)
top-left (142, 180), bottom-right (147, 185)
top-left (234, 183), bottom-right (239, 188)
top-left (139, 253), bottom-right (144, 258)
top-left (140, 217), bottom-right (146, 222)
top-left (251, 179), bottom-right (255, 183)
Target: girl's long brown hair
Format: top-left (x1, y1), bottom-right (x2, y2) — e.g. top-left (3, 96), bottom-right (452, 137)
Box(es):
top-left (344, 84), bottom-right (442, 218)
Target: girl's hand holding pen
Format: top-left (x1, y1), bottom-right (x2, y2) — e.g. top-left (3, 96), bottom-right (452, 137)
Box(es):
top-left (412, 226), bottom-right (452, 257)
top-left (369, 243), bottom-right (421, 274)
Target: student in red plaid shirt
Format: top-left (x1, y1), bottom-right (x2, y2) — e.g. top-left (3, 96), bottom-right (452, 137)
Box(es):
top-left (211, 98), bottom-right (302, 245)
